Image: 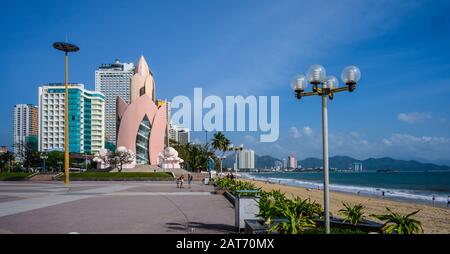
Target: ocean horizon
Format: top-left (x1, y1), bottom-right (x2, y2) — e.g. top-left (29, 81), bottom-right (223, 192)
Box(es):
top-left (243, 171), bottom-right (450, 208)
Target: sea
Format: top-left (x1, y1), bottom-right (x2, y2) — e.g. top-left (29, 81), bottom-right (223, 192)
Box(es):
top-left (243, 171), bottom-right (450, 208)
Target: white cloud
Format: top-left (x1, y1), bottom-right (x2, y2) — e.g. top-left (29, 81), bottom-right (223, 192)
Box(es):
top-left (378, 133), bottom-right (450, 161)
top-left (397, 112), bottom-right (432, 124)
top-left (289, 127), bottom-right (301, 139)
top-left (303, 126), bottom-right (313, 136)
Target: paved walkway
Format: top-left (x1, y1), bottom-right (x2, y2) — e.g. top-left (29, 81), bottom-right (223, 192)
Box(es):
top-left (0, 181), bottom-right (235, 234)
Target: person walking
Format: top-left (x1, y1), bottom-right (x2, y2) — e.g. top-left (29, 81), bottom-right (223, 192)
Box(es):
top-left (447, 195), bottom-right (450, 208)
top-left (188, 174), bottom-right (193, 188)
top-left (176, 176), bottom-right (180, 188)
top-left (432, 195), bottom-right (436, 206)
top-left (180, 175), bottom-right (185, 188)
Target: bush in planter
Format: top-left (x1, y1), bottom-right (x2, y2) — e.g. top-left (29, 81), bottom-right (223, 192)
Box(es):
top-left (291, 197), bottom-right (323, 220)
top-left (214, 178), bottom-right (234, 190)
top-left (257, 190), bottom-right (322, 233)
top-left (257, 190), bottom-right (288, 225)
top-left (339, 203), bottom-right (365, 226)
top-left (371, 208), bottom-right (423, 234)
top-left (268, 200), bottom-right (316, 234)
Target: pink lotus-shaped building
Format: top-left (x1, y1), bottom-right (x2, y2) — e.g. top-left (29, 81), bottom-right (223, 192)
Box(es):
top-left (116, 56), bottom-right (167, 165)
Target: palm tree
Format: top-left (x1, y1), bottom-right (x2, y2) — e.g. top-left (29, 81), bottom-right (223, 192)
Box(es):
top-left (211, 132), bottom-right (230, 172)
top-left (371, 207), bottom-right (423, 234)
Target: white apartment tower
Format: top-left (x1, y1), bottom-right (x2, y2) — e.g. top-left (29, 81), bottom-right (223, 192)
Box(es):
top-left (13, 104), bottom-right (38, 160)
top-left (169, 124), bottom-right (190, 145)
top-left (38, 83), bottom-right (105, 154)
top-left (238, 149), bottom-right (255, 170)
top-left (95, 59), bottom-right (134, 144)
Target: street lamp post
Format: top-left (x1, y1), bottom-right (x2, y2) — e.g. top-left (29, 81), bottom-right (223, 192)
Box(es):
top-left (291, 64), bottom-right (361, 234)
top-left (40, 153), bottom-right (48, 173)
top-left (53, 42), bottom-right (80, 185)
top-left (229, 144), bottom-right (243, 178)
top-left (218, 156), bottom-right (226, 174)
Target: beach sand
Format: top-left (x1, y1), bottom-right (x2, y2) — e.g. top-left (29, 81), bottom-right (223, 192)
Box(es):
top-left (244, 179), bottom-right (450, 234)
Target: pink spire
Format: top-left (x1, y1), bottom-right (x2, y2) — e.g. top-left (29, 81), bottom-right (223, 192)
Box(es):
top-left (135, 55), bottom-right (150, 77)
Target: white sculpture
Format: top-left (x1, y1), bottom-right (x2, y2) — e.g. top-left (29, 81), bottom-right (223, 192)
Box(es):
top-left (93, 148), bottom-right (111, 169)
top-left (93, 146), bottom-right (136, 170)
top-left (158, 147), bottom-right (184, 169)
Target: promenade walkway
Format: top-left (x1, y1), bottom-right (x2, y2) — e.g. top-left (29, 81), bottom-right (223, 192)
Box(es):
top-left (0, 181), bottom-right (235, 234)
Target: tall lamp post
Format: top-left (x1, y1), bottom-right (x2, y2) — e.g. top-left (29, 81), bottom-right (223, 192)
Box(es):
top-left (53, 42), bottom-right (80, 185)
top-left (40, 153), bottom-right (48, 173)
top-left (290, 64), bottom-right (361, 234)
top-left (228, 144), bottom-right (243, 178)
top-left (218, 155), bottom-right (226, 174)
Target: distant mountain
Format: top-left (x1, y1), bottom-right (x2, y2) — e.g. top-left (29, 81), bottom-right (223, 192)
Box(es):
top-left (298, 156), bottom-right (450, 172)
top-left (222, 154), bottom-right (281, 169)
top-left (221, 153), bottom-right (450, 172)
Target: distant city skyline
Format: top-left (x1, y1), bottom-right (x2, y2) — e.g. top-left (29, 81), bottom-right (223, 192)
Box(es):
top-left (1, 0), bottom-right (450, 164)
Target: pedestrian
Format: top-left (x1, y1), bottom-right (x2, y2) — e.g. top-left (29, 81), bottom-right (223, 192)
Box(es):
top-left (176, 177), bottom-right (180, 188)
top-left (188, 174), bottom-right (193, 188)
top-left (382, 191), bottom-right (385, 197)
top-left (180, 175), bottom-right (184, 188)
top-left (432, 195), bottom-right (436, 206)
top-left (447, 196), bottom-right (450, 208)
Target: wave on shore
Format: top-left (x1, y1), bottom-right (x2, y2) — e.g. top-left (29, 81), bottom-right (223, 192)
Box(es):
top-left (241, 173), bottom-right (449, 206)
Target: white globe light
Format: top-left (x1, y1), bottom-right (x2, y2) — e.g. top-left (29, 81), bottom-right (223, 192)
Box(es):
top-left (323, 76), bottom-right (339, 89)
top-left (290, 75), bottom-right (308, 91)
top-left (307, 64), bottom-right (326, 84)
top-left (341, 65), bottom-right (361, 84)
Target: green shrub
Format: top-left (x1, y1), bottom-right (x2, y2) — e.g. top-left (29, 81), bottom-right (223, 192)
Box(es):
top-left (339, 203), bottom-right (365, 225)
top-left (371, 208), bottom-right (423, 234)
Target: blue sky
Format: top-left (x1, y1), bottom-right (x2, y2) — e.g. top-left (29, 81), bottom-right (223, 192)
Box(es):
top-left (1, 0), bottom-right (450, 164)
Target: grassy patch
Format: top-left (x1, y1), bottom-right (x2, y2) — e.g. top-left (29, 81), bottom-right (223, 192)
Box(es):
top-left (59, 172), bottom-right (174, 181)
top-left (0, 172), bottom-right (33, 181)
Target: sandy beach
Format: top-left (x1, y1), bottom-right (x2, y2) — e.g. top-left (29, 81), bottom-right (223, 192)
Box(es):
top-left (244, 179), bottom-right (450, 234)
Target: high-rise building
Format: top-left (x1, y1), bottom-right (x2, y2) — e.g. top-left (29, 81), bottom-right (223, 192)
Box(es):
top-left (177, 128), bottom-right (190, 145)
top-left (38, 83), bottom-right (105, 154)
top-left (95, 59), bottom-right (134, 144)
top-left (288, 154), bottom-right (297, 169)
top-left (13, 104), bottom-right (38, 160)
top-left (169, 124), bottom-right (190, 145)
top-left (238, 149), bottom-right (255, 170)
top-left (351, 162), bottom-right (363, 172)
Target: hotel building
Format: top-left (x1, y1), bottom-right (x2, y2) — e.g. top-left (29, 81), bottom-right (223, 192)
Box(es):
top-left (288, 154), bottom-right (297, 169)
top-left (169, 124), bottom-right (190, 145)
top-left (95, 59), bottom-right (134, 144)
top-left (38, 83), bottom-right (105, 154)
top-left (13, 104), bottom-right (38, 160)
top-left (238, 149), bottom-right (255, 170)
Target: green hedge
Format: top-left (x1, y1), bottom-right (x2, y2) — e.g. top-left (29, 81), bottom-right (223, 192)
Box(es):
top-left (58, 172), bottom-right (174, 181)
top-left (0, 172), bottom-right (32, 181)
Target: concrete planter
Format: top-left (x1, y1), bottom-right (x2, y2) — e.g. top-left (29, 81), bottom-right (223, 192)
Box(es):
top-left (314, 217), bottom-right (383, 233)
top-left (244, 219), bottom-right (289, 234)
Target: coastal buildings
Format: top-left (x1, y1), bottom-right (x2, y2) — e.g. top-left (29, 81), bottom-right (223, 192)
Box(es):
top-left (13, 104), bottom-right (38, 160)
top-left (116, 56), bottom-right (167, 165)
top-left (38, 83), bottom-right (105, 154)
top-left (95, 59), bottom-right (134, 144)
top-left (238, 149), bottom-right (255, 170)
top-left (169, 124), bottom-right (190, 145)
top-left (288, 154), bottom-right (297, 169)
top-left (351, 162), bottom-right (363, 172)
